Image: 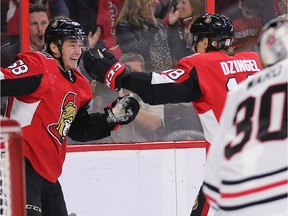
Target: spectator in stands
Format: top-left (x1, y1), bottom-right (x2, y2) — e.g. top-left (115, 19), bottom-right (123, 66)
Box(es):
top-left (215, 0), bottom-right (239, 14)
top-left (244, 0), bottom-right (286, 24)
top-left (225, 0), bottom-right (264, 52)
top-left (1, 3), bottom-right (50, 117)
top-left (166, 0), bottom-right (205, 61)
top-left (2, 0), bottom-right (20, 44)
top-left (96, 0), bottom-right (124, 57)
top-left (96, 53), bottom-right (165, 142)
top-left (29, 0), bottom-right (70, 17)
top-left (47, 0), bottom-right (70, 18)
top-left (259, 0), bottom-right (288, 23)
top-left (83, 13), bottom-right (263, 216)
top-left (159, 0), bottom-right (205, 138)
top-left (1, 3), bottom-right (49, 68)
top-left (2, 0), bottom-right (69, 46)
top-left (203, 16), bottom-right (288, 216)
top-left (66, 0), bottom-right (98, 35)
top-left (115, 0), bottom-right (177, 135)
top-left (66, 0), bottom-right (124, 58)
top-left (155, 0), bottom-right (172, 19)
top-left (0, 18), bottom-right (140, 216)
top-left (116, 0), bottom-right (174, 72)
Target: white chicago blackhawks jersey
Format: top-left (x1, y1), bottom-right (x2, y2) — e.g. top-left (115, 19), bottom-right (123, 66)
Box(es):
top-left (203, 58), bottom-right (288, 216)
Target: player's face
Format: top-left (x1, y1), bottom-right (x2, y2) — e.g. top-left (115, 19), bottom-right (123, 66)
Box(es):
top-left (29, 12), bottom-right (49, 51)
top-left (61, 39), bottom-right (83, 70)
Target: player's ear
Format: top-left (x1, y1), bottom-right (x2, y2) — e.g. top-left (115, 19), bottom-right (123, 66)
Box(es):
top-left (203, 38), bottom-right (209, 49)
top-left (50, 42), bottom-right (59, 56)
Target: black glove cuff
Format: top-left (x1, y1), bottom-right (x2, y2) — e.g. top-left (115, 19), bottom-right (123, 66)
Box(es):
top-left (114, 69), bottom-right (129, 91)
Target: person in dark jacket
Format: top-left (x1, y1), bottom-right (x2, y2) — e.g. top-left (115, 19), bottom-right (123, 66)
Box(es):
top-left (115, 0), bottom-right (174, 72)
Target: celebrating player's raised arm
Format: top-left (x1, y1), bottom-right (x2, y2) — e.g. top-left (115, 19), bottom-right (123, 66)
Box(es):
top-left (83, 47), bottom-right (202, 104)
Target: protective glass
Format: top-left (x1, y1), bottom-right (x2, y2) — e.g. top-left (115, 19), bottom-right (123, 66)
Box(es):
top-left (66, 35), bottom-right (89, 51)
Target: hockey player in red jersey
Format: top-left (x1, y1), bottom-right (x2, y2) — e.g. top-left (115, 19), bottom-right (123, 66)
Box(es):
top-left (83, 13), bottom-right (263, 216)
top-left (203, 17), bottom-right (288, 216)
top-left (0, 18), bottom-right (140, 216)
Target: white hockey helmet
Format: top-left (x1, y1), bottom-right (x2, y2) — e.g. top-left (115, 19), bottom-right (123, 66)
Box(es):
top-left (258, 17), bottom-right (288, 67)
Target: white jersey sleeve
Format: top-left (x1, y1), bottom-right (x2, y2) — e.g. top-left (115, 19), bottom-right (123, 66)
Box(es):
top-left (203, 59), bottom-right (288, 216)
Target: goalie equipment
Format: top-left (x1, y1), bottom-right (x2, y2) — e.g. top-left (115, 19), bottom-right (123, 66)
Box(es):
top-left (258, 17), bottom-right (288, 67)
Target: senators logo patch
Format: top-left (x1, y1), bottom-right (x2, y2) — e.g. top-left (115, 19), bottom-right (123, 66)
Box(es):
top-left (205, 16), bottom-right (212, 24)
top-left (48, 92), bottom-right (77, 144)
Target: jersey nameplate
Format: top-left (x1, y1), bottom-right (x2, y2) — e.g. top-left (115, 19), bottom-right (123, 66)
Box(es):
top-left (220, 59), bottom-right (260, 75)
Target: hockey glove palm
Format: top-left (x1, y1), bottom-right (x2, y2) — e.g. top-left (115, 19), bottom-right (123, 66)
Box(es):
top-left (83, 48), bottom-right (127, 91)
top-left (104, 94), bottom-right (140, 130)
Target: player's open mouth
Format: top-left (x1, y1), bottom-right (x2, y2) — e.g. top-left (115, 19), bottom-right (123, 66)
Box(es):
top-left (38, 35), bottom-right (43, 40)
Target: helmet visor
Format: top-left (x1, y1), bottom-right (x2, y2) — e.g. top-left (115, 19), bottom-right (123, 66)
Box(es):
top-left (65, 35), bottom-right (89, 51)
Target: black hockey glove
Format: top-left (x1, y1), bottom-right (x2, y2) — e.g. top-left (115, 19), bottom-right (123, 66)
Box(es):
top-left (104, 94), bottom-right (140, 130)
top-left (83, 48), bottom-right (127, 91)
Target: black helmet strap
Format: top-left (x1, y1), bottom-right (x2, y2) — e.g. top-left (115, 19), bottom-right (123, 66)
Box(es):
top-left (49, 39), bottom-right (67, 72)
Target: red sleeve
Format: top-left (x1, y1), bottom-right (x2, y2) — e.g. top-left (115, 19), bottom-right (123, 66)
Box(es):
top-left (1, 51), bottom-right (51, 80)
top-left (0, 52), bottom-right (57, 96)
top-left (163, 16), bottom-right (169, 27)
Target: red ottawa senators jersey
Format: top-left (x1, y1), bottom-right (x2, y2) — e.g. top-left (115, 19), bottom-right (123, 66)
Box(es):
top-left (1, 51), bottom-right (92, 182)
top-left (152, 51), bottom-right (262, 144)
